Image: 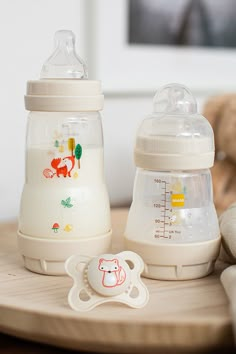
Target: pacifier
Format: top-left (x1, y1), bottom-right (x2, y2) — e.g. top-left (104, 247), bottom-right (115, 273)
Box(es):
top-left (65, 251), bottom-right (149, 311)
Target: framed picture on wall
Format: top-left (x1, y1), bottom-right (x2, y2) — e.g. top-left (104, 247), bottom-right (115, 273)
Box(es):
top-left (85, 0), bottom-right (236, 94)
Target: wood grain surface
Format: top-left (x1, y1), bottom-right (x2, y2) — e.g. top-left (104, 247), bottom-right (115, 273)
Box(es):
top-left (0, 208), bottom-right (234, 353)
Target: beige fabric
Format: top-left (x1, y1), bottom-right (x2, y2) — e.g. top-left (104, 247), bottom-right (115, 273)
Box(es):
top-left (221, 265), bottom-right (236, 341)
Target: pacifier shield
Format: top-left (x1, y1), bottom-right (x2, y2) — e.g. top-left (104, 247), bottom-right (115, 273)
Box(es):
top-left (65, 251), bottom-right (149, 311)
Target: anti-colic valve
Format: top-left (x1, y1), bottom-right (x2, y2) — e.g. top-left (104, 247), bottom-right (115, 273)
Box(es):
top-left (125, 83), bottom-right (221, 280)
top-left (18, 30), bottom-right (111, 275)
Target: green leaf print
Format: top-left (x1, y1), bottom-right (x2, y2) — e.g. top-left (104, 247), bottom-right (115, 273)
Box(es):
top-left (61, 197), bottom-right (73, 208)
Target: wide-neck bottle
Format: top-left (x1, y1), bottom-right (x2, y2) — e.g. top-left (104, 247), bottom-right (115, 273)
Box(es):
top-left (125, 83), bottom-right (221, 280)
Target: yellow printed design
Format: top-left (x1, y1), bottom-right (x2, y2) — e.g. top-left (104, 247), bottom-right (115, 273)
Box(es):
top-left (172, 180), bottom-right (182, 193)
top-left (171, 194), bottom-right (185, 207)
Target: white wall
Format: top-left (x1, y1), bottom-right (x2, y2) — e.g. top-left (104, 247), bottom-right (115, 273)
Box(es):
top-left (0, 0), bottom-right (85, 221)
top-left (0, 0), bottom-right (209, 221)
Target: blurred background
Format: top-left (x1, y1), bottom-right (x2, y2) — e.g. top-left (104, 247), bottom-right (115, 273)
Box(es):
top-left (1, 0), bottom-right (236, 221)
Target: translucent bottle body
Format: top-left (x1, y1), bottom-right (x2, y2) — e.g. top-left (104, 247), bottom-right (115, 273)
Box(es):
top-left (19, 111), bottom-right (111, 240)
top-left (125, 83), bottom-right (221, 280)
top-left (126, 168), bottom-right (219, 244)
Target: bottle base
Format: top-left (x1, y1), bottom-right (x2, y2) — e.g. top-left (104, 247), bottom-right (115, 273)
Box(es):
top-left (18, 230), bottom-right (112, 275)
top-left (124, 236), bottom-right (221, 280)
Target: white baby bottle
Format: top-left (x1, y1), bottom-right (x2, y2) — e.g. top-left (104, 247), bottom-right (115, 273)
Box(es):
top-left (125, 83), bottom-right (221, 280)
top-left (18, 30), bottom-right (111, 275)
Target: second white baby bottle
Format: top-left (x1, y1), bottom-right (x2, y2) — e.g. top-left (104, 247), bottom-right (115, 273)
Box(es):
top-left (18, 30), bottom-right (111, 275)
top-left (125, 83), bottom-right (221, 280)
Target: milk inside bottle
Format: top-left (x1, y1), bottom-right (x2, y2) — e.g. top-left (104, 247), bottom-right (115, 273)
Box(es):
top-left (18, 30), bottom-right (111, 275)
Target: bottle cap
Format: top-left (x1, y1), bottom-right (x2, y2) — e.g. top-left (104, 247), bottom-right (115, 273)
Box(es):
top-left (25, 30), bottom-right (103, 112)
top-left (135, 83), bottom-right (215, 170)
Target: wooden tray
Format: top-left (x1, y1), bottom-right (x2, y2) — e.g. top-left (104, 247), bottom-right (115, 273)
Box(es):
top-left (0, 209), bottom-right (234, 353)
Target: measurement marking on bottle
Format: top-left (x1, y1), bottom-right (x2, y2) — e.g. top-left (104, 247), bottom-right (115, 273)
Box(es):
top-left (153, 203), bottom-right (165, 208)
top-left (154, 233), bottom-right (169, 238)
top-left (153, 179), bottom-right (173, 239)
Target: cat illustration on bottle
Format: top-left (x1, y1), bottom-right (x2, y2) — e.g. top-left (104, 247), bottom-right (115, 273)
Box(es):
top-left (98, 258), bottom-right (126, 288)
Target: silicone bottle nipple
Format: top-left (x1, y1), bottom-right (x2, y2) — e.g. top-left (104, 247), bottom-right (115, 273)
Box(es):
top-left (153, 83), bottom-right (197, 115)
top-left (40, 30), bottom-right (88, 79)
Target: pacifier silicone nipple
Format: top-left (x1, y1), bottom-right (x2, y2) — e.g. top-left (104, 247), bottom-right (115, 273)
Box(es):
top-left (40, 30), bottom-right (88, 79)
top-left (153, 83), bottom-right (197, 114)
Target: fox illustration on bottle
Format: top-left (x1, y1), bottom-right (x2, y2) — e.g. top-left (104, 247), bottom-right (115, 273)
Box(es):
top-left (43, 156), bottom-right (75, 178)
top-left (51, 156), bottom-right (75, 177)
top-left (98, 258), bottom-right (126, 288)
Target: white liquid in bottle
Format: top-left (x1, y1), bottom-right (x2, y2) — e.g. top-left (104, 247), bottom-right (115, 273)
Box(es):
top-left (20, 147), bottom-right (110, 239)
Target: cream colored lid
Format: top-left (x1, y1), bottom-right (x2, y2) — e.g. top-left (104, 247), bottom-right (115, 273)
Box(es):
top-left (135, 84), bottom-right (215, 170)
top-left (135, 135), bottom-right (214, 170)
top-left (25, 79), bottom-right (104, 112)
